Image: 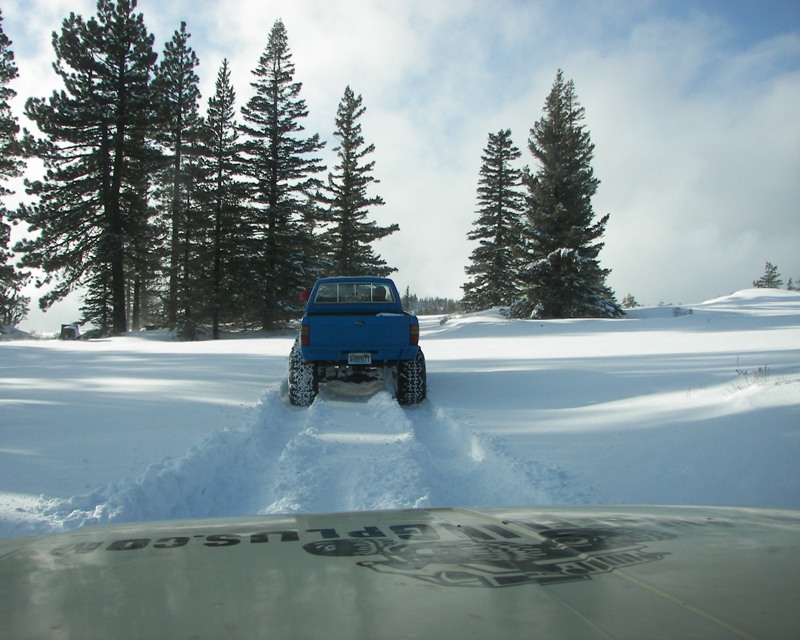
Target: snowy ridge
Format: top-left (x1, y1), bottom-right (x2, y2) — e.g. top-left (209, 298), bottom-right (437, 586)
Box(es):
top-left (0, 325), bottom-right (30, 341)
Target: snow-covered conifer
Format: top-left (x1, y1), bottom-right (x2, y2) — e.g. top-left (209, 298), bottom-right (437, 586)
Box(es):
top-left (462, 129), bottom-right (524, 311)
top-left (513, 70), bottom-right (621, 319)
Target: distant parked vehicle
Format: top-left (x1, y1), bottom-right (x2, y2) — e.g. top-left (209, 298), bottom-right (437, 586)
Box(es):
top-left (60, 323), bottom-right (81, 340)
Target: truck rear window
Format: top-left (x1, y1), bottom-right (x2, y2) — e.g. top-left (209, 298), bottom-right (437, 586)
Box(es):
top-left (314, 283), bottom-right (395, 304)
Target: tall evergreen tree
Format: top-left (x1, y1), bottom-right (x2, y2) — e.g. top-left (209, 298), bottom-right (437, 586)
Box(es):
top-left (0, 9), bottom-right (23, 197)
top-left (197, 59), bottom-right (248, 339)
top-left (753, 261), bottom-right (783, 288)
top-left (0, 10), bottom-right (29, 327)
top-left (15, 0), bottom-right (158, 335)
top-left (318, 86), bottom-right (397, 276)
top-left (462, 129), bottom-right (524, 311)
top-left (152, 21), bottom-right (202, 330)
top-left (513, 70), bottom-right (621, 319)
top-left (240, 19), bottom-right (325, 329)
top-left (173, 153), bottom-right (212, 340)
top-left (0, 219), bottom-right (28, 327)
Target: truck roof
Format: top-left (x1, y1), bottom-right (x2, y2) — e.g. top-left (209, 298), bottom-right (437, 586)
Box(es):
top-left (313, 276), bottom-right (396, 285)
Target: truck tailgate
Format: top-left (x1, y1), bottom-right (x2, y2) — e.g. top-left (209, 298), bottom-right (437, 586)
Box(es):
top-left (303, 313), bottom-right (415, 362)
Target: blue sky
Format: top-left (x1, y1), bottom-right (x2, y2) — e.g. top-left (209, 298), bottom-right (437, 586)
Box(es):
top-left (3, 0), bottom-right (799, 330)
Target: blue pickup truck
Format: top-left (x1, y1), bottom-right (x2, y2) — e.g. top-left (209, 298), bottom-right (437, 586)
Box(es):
top-left (288, 277), bottom-right (426, 406)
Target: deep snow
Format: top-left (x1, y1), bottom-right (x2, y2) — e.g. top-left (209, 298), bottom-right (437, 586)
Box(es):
top-left (1, 289), bottom-right (798, 539)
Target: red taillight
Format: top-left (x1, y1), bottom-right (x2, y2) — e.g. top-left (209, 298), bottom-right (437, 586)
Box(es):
top-left (410, 324), bottom-right (419, 346)
top-left (301, 325), bottom-right (310, 346)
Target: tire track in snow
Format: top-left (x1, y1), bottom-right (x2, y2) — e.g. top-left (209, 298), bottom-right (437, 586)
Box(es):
top-left (258, 385), bottom-right (431, 514)
top-left (254, 385), bottom-right (584, 514)
top-left (11, 383), bottom-right (583, 536)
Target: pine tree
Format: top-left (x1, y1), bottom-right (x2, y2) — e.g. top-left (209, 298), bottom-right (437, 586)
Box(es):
top-left (152, 21), bottom-right (202, 331)
top-left (0, 219), bottom-right (29, 327)
top-left (196, 59), bottom-right (249, 338)
top-left (513, 70), bottom-right (621, 319)
top-left (752, 261), bottom-right (783, 289)
top-left (621, 293), bottom-right (639, 309)
top-left (462, 129), bottom-right (524, 311)
top-left (317, 86), bottom-right (397, 276)
top-left (240, 19), bottom-right (325, 329)
top-left (16, 0), bottom-right (158, 335)
top-left (171, 153), bottom-right (212, 340)
top-left (0, 9), bottom-right (23, 195)
top-left (0, 10), bottom-right (29, 327)
top-left (121, 169), bottom-right (161, 331)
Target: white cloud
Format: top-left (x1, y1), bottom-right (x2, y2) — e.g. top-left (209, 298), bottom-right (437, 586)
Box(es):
top-left (563, 16), bottom-right (800, 303)
top-left (3, 0), bottom-right (799, 331)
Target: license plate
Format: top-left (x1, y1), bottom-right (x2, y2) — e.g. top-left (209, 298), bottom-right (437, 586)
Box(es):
top-left (348, 353), bottom-right (372, 365)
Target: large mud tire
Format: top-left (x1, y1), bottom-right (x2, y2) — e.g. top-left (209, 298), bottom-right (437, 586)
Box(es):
top-left (397, 348), bottom-right (427, 405)
top-left (288, 340), bottom-right (318, 406)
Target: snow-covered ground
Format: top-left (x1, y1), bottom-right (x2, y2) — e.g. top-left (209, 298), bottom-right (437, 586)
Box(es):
top-left (1, 289), bottom-right (798, 539)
